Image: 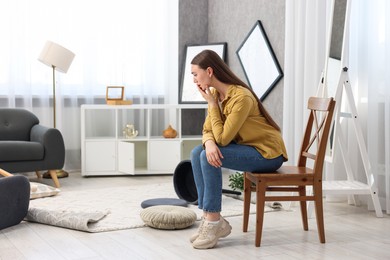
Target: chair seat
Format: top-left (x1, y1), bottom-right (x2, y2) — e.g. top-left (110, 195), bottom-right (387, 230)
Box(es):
top-left (245, 166), bottom-right (314, 186)
top-left (274, 166), bottom-right (313, 174)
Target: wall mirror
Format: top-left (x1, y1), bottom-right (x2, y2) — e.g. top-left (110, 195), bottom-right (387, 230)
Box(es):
top-left (323, 0), bottom-right (348, 98)
top-left (179, 43), bottom-right (227, 104)
top-left (323, 0), bottom-right (349, 160)
top-left (236, 20), bottom-right (283, 101)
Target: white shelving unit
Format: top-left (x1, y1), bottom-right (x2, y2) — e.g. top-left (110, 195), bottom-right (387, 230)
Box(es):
top-left (81, 104), bottom-right (207, 176)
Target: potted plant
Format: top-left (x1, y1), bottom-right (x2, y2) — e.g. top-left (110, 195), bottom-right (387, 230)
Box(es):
top-left (228, 172), bottom-right (245, 191)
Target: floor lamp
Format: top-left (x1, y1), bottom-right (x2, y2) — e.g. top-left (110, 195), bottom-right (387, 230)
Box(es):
top-left (38, 40), bottom-right (75, 178)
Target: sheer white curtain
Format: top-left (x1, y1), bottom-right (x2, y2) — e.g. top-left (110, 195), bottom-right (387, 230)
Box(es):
top-left (285, 0), bottom-right (390, 213)
top-left (349, 0), bottom-right (390, 213)
top-left (0, 0), bottom-right (178, 170)
top-left (283, 0), bottom-right (327, 165)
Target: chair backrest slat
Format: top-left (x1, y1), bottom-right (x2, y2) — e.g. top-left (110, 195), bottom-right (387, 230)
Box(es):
top-left (302, 151), bottom-right (316, 160)
top-left (298, 97), bottom-right (336, 180)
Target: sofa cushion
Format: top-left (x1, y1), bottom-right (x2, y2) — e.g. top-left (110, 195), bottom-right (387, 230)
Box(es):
top-left (0, 141), bottom-right (44, 162)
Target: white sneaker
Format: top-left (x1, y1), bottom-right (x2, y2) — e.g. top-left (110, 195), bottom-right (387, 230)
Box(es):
top-left (190, 217), bottom-right (205, 243)
top-left (192, 217), bottom-right (232, 249)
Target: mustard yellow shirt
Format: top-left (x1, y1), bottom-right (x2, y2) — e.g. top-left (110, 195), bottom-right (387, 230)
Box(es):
top-left (202, 85), bottom-right (288, 161)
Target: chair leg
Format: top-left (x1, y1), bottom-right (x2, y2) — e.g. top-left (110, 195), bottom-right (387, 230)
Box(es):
top-left (314, 186), bottom-right (325, 243)
top-left (243, 172), bottom-right (252, 232)
top-left (36, 171), bottom-right (42, 178)
top-left (299, 186), bottom-right (308, 231)
top-left (48, 170), bottom-right (60, 188)
top-left (255, 182), bottom-right (267, 247)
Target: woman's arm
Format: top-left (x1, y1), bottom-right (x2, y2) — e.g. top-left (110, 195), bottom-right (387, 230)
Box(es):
top-left (210, 95), bottom-right (254, 146)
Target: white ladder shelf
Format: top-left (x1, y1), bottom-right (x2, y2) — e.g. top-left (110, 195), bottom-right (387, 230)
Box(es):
top-left (312, 0), bottom-right (383, 217)
top-left (321, 69), bottom-right (383, 217)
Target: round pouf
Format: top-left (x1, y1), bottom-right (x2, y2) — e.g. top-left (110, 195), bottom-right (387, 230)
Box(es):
top-left (140, 205), bottom-right (197, 230)
top-left (141, 198), bottom-right (188, 209)
top-left (173, 160), bottom-right (198, 204)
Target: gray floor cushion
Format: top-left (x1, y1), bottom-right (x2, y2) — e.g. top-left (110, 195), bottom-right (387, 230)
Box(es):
top-left (140, 205), bottom-right (197, 230)
top-left (141, 198), bottom-right (188, 208)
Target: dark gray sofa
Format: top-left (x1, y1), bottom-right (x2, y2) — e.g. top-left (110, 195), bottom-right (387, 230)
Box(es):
top-left (0, 108), bottom-right (65, 187)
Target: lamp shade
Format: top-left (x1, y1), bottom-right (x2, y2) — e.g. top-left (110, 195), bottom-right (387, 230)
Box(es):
top-left (38, 41), bottom-right (75, 73)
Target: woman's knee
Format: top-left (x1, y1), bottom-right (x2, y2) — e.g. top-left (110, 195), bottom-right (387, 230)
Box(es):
top-left (190, 144), bottom-right (204, 161)
top-left (199, 149), bottom-right (208, 163)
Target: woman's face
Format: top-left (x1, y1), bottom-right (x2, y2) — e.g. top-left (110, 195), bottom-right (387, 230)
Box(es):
top-left (191, 65), bottom-right (211, 90)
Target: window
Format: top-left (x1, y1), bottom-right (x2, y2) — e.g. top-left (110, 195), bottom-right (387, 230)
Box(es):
top-left (0, 0), bottom-right (178, 97)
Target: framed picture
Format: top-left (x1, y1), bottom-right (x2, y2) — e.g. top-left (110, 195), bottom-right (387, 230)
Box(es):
top-left (236, 20), bottom-right (283, 101)
top-left (179, 43), bottom-right (227, 104)
top-left (106, 86), bottom-right (124, 101)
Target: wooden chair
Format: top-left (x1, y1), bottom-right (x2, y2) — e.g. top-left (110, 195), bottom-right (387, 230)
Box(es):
top-left (243, 97), bottom-right (336, 247)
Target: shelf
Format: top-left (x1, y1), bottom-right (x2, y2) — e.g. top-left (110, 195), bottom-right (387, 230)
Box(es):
top-left (323, 180), bottom-right (373, 195)
top-left (85, 137), bottom-right (117, 141)
top-left (181, 135), bottom-right (203, 140)
top-left (81, 104), bottom-right (207, 176)
top-left (118, 137), bottom-right (148, 142)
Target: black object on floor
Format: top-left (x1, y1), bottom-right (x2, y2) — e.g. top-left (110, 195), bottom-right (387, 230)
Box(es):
top-left (173, 160), bottom-right (241, 205)
top-left (173, 160), bottom-right (198, 204)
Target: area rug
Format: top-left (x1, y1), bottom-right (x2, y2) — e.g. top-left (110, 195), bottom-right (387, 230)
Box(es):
top-left (26, 182), bottom-right (282, 233)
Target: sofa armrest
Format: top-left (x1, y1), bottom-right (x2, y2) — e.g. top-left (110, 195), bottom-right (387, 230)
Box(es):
top-left (30, 125), bottom-right (65, 169)
top-left (0, 175), bottom-right (30, 230)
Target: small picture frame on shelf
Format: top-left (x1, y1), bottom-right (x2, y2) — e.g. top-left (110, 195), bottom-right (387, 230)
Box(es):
top-left (106, 86), bottom-right (132, 105)
top-left (106, 86), bottom-right (124, 101)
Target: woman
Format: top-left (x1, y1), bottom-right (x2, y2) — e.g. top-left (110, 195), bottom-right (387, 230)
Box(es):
top-left (190, 50), bottom-right (288, 249)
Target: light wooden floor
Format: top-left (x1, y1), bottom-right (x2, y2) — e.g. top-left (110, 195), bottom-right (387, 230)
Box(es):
top-left (1, 172), bottom-right (389, 260)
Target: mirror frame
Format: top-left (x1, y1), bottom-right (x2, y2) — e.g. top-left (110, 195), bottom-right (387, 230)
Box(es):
top-left (179, 43), bottom-right (227, 104)
top-left (322, 0), bottom-right (350, 162)
top-left (236, 20), bottom-right (283, 101)
top-left (322, 0), bottom-right (349, 98)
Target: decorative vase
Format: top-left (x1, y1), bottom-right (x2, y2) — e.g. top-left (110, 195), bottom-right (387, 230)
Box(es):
top-left (163, 125), bottom-right (177, 138)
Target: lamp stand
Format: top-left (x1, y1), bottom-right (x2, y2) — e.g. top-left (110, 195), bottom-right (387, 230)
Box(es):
top-left (43, 65), bottom-right (69, 179)
top-left (52, 65), bottom-right (57, 128)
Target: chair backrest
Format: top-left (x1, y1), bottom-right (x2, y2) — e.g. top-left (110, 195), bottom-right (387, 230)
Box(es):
top-left (0, 109), bottom-right (39, 141)
top-left (297, 97), bottom-right (336, 180)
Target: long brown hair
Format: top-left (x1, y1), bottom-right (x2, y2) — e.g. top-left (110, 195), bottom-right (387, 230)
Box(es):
top-left (191, 49), bottom-right (280, 131)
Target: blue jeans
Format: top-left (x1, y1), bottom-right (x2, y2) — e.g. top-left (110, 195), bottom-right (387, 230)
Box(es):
top-left (190, 143), bottom-right (284, 213)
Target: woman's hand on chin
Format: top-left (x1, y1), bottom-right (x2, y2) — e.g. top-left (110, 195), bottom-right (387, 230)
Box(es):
top-left (198, 85), bottom-right (217, 106)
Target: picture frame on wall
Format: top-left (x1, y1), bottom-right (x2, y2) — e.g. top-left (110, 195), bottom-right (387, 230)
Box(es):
top-left (179, 43), bottom-right (227, 104)
top-left (236, 20), bottom-right (283, 101)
